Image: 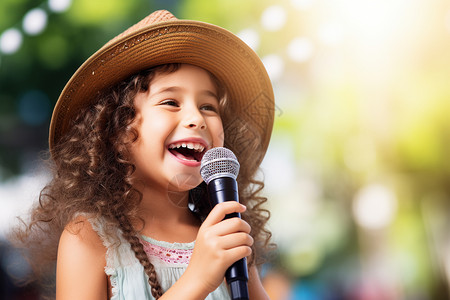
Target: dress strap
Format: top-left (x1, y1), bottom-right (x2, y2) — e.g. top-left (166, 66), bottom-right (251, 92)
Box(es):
top-left (86, 215), bottom-right (139, 268)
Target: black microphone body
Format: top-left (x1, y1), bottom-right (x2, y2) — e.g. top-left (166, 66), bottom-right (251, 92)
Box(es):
top-left (200, 147), bottom-right (249, 300)
top-left (206, 176), bottom-right (249, 300)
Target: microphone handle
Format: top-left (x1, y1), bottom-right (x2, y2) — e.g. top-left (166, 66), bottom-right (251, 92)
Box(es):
top-left (207, 177), bottom-right (249, 300)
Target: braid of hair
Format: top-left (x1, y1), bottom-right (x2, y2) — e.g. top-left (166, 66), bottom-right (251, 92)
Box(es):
top-left (115, 213), bottom-right (164, 298)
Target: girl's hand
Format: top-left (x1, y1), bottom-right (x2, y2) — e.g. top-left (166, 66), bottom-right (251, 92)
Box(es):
top-left (186, 201), bottom-right (253, 295)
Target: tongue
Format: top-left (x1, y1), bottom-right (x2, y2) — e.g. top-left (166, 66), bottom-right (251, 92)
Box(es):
top-left (170, 149), bottom-right (197, 161)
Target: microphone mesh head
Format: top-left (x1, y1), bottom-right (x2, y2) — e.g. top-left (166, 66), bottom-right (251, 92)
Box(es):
top-left (200, 147), bottom-right (240, 184)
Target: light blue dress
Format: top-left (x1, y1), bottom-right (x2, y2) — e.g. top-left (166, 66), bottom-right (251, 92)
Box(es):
top-left (88, 216), bottom-right (231, 300)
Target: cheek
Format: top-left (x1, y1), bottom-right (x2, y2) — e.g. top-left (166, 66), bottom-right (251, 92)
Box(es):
top-left (129, 117), bottom-right (165, 158)
top-left (139, 113), bottom-right (173, 139)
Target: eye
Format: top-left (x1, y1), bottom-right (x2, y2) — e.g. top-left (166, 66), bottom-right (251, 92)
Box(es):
top-left (160, 99), bottom-right (179, 107)
top-left (200, 104), bottom-right (219, 113)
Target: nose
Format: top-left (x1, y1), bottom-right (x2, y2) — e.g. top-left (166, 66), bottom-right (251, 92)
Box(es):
top-left (183, 106), bottom-right (206, 130)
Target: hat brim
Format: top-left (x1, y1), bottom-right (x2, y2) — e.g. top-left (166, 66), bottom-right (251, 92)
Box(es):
top-left (49, 20), bottom-right (274, 162)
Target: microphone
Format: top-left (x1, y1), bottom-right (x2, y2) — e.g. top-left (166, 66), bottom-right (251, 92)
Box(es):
top-left (200, 147), bottom-right (249, 300)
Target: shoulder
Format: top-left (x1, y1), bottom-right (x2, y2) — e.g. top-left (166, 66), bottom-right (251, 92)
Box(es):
top-left (60, 215), bottom-right (107, 255)
top-left (56, 215), bottom-right (108, 299)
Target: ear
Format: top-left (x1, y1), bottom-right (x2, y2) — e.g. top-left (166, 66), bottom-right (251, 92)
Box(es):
top-left (133, 90), bottom-right (148, 112)
top-left (119, 123), bottom-right (139, 149)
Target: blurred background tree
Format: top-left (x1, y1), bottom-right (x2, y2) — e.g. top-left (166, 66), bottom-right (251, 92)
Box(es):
top-left (1, 0), bottom-right (450, 299)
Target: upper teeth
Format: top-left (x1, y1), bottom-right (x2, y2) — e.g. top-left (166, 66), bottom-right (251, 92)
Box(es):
top-left (168, 142), bottom-right (205, 152)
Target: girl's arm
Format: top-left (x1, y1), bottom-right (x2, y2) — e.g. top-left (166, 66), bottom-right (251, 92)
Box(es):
top-left (56, 217), bottom-right (108, 300)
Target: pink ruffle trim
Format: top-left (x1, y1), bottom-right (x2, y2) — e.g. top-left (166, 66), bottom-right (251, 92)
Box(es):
top-left (140, 238), bottom-right (193, 266)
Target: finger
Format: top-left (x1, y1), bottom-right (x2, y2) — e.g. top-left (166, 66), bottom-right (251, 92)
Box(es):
top-left (223, 246), bottom-right (253, 265)
top-left (218, 232), bottom-right (254, 250)
top-left (202, 202), bottom-right (246, 227)
top-left (209, 217), bottom-right (251, 237)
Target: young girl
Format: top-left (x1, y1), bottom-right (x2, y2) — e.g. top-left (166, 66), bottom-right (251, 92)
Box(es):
top-left (11, 10), bottom-right (274, 299)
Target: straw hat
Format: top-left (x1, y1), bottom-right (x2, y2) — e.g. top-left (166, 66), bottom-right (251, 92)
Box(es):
top-left (49, 10), bottom-right (274, 163)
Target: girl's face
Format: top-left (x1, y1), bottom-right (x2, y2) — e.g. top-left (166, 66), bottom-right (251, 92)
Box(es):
top-left (130, 64), bottom-right (224, 192)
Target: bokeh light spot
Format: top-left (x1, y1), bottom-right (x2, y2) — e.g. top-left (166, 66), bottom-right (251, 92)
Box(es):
top-left (23, 8), bottom-right (48, 36)
top-left (48, 0), bottom-right (73, 13)
top-left (261, 5), bottom-right (287, 32)
top-left (353, 184), bottom-right (397, 230)
top-left (288, 37), bottom-right (314, 62)
top-left (0, 29), bottom-right (23, 55)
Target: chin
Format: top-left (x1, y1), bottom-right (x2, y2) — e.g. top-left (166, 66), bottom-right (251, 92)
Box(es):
top-left (166, 173), bottom-right (202, 192)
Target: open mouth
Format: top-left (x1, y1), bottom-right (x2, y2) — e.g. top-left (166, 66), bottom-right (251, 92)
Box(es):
top-left (168, 142), bottom-right (206, 163)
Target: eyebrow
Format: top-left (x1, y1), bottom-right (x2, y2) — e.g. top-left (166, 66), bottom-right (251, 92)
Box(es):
top-left (153, 86), bottom-right (219, 99)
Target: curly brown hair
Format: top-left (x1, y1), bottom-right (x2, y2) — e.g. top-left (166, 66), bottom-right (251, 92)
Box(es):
top-left (9, 63), bottom-right (272, 299)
